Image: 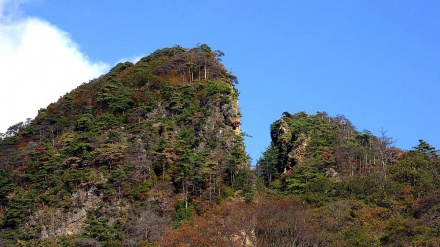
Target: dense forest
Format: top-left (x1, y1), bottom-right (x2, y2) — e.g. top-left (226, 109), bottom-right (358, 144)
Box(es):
top-left (0, 44), bottom-right (250, 246)
top-left (160, 112), bottom-right (439, 246)
top-left (0, 45), bottom-right (439, 246)
top-left (254, 112), bottom-right (440, 246)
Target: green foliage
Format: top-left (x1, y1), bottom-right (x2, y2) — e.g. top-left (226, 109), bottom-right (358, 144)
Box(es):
top-left (256, 142), bottom-right (282, 187)
top-left (270, 111), bottom-right (339, 174)
top-left (300, 175), bottom-right (333, 205)
top-left (140, 45), bottom-right (186, 63)
top-left (338, 226), bottom-right (373, 247)
top-left (412, 139), bottom-right (438, 158)
top-left (96, 81), bottom-right (133, 114)
top-left (83, 208), bottom-right (123, 245)
top-left (0, 136), bottom-right (18, 146)
top-left (285, 164), bottom-right (329, 195)
top-left (108, 61), bottom-right (133, 78)
top-left (0, 169), bottom-right (15, 204)
top-left (232, 167), bottom-right (255, 203)
top-left (93, 113), bottom-right (121, 130)
top-left (62, 132), bottom-right (92, 157)
top-left (2, 188), bottom-right (36, 228)
top-left (334, 175), bottom-right (387, 203)
top-left (228, 142), bottom-right (248, 166)
top-left (391, 150), bottom-right (439, 196)
top-left (205, 80), bottom-right (231, 104)
top-left (218, 184), bottom-right (235, 201)
top-left (379, 214), bottom-right (439, 246)
top-left (171, 201), bottom-right (194, 228)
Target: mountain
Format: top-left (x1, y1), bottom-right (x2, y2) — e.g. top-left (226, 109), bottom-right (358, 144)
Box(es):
top-left (255, 111), bottom-right (440, 246)
top-left (0, 44), bottom-right (250, 246)
top-left (1, 45), bottom-right (439, 246)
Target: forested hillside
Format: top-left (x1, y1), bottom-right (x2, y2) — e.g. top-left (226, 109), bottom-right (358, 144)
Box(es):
top-left (0, 45), bottom-right (250, 246)
top-left (158, 112), bottom-right (439, 246)
top-left (161, 112), bottom-right (439, 246)
top-left (0, 45), bottom-right (439, 246)
top-left (255, 112), bottom-right (440, 246)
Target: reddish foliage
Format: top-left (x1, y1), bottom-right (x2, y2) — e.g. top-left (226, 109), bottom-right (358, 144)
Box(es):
top-left (160, 197), bottom-right (325, 247)
top-left (35, 146), bottom-right (48, 153)
top-left (321, 150), bottom-right (333, 160)
top-left (16, 137), bottom-right (32, 148)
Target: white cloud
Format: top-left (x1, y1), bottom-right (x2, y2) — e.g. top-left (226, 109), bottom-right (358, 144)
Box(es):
top-left (116, 55), bottom-right (144, 65)
top-left (0, 0), bottom-right (109, 133)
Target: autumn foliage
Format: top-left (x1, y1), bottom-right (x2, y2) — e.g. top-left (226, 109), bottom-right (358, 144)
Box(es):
top-left (160, 196), bottom-right (325, 247)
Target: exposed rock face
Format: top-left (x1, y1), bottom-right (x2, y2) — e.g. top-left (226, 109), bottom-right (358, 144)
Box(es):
top-left (270, 117), bottom-right (311, 172)
top-left (27, 185), bottom-right (102, 239)
top-left (231, 229), bottom-right (256, 247)
top-left (223, 85), bottom-right (241, 135)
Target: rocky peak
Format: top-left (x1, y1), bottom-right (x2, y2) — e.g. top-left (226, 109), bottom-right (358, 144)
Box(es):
top-left (0, 44), bottom-right (250, 246)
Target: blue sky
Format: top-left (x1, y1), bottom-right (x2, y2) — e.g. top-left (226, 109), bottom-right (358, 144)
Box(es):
top-left (1, 0), bottom-right (439, 163)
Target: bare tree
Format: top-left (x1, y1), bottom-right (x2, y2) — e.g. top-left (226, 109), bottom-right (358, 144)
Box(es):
top-left (122, 204), bottom-right (170, 246)
top-left (376, 128), bottom-right (396, 180)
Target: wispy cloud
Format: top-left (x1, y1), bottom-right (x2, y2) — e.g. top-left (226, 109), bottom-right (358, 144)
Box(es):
top-left (0, 0), bottom-right (109, 133)
top-left (115, 55), bottom-right (145, 65)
